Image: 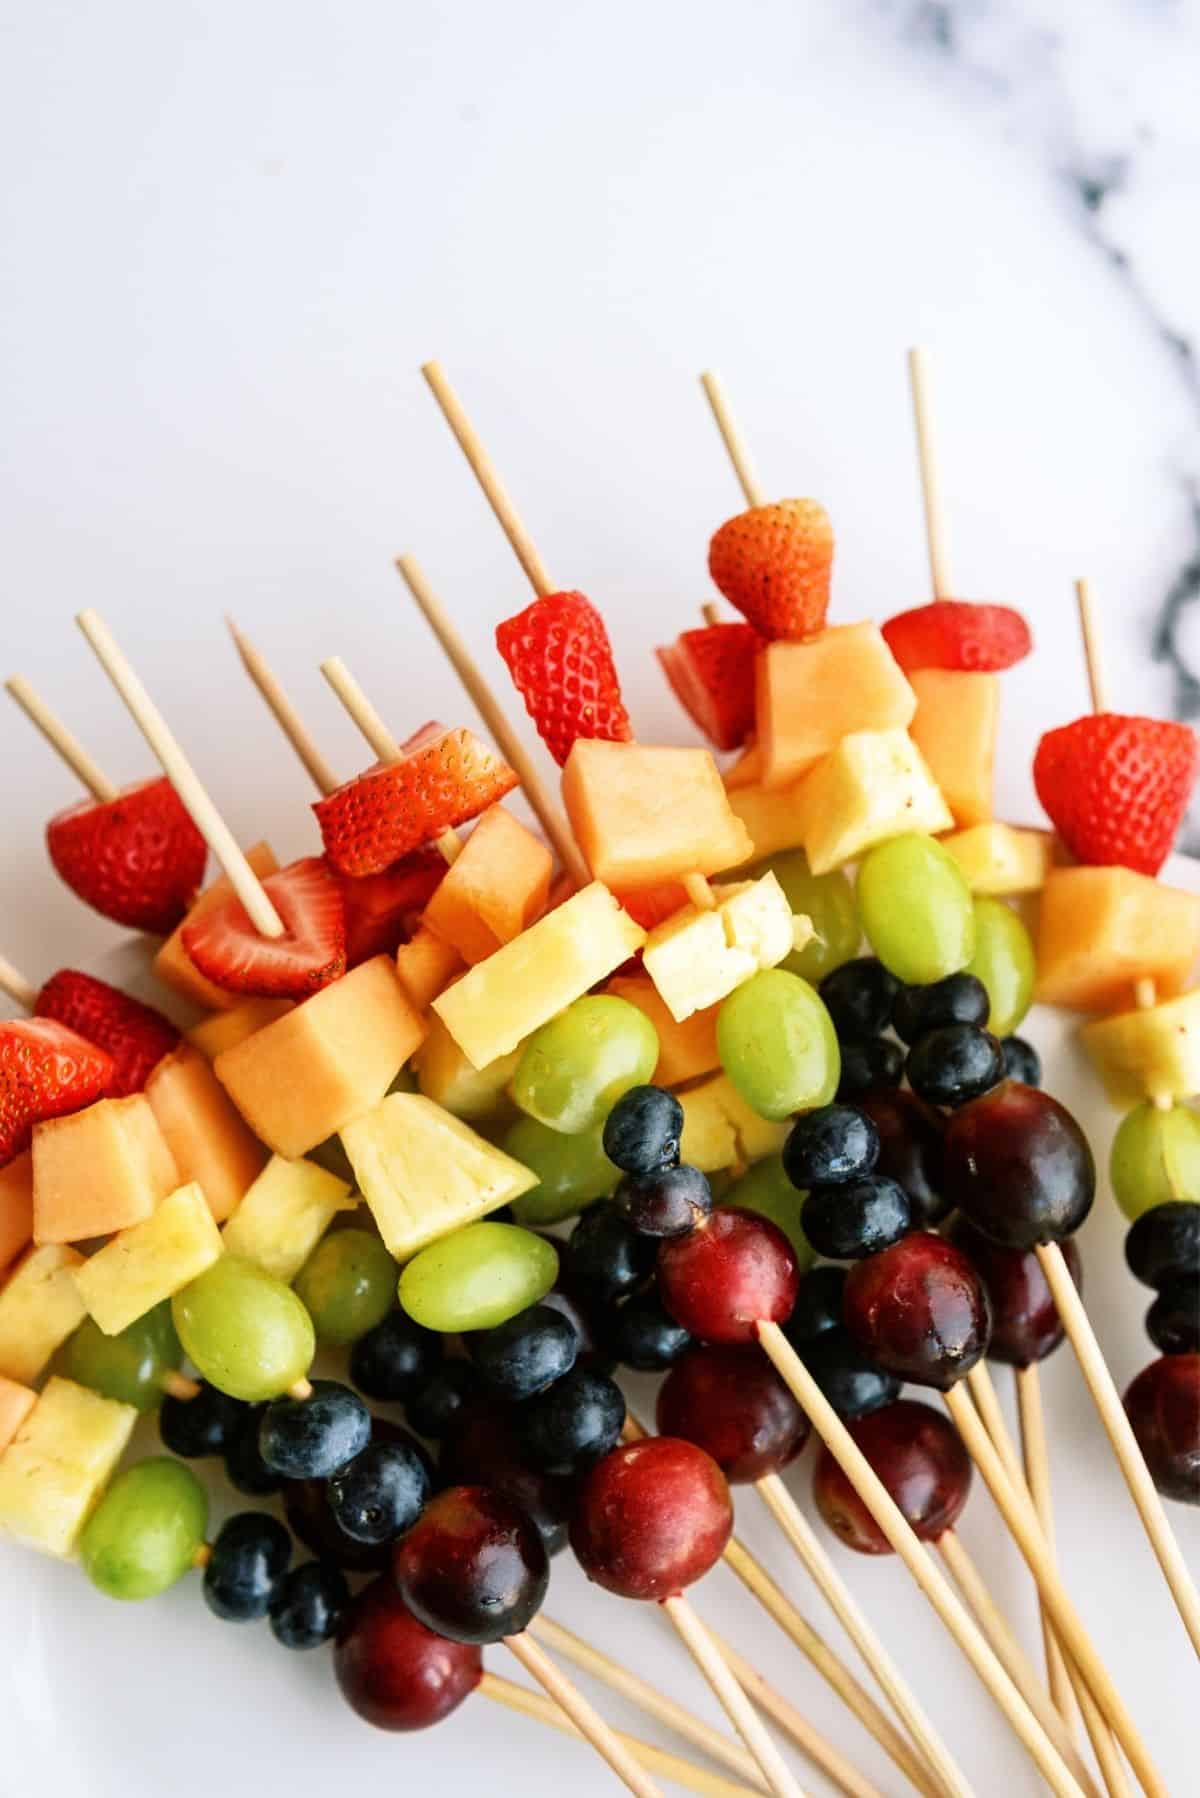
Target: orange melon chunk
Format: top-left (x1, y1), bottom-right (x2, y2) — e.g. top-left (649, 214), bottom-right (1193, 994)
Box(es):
top-left (32, 1095), bottom-right (180, 1245)
top-left (154, 842), bottom-right (279, 1011)
top-left (187, 998), bottom-right (294, 1060)
top-left (146, 1046), bottom-right (268, 1223)
top-left (562, 741), bottom-right (752, 888)
top-left (909, 669), bottom-right (998, 829)
top-left (605, 973), bottom-right (721, 1087)
top-left (423, 806), bottom-right (552, 965)
top-left (396, 927), bottom-right (465, 1012)
top-left (1036, 866), bottom-right (1200, 1011)
top-left (0, 1153), bottom-right (33, 1275)
top-left (726, 782), bottom-right (808, 864)
top-left (756, 624), bottom-right (916, 790)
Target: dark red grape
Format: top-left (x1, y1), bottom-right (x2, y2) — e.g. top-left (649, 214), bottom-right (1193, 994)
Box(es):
top-left (812, 1399), bottom-right (973, 1553)
top-left (843, 1233), bottom-right (990, 1389)
top-left (334, 1576), bottom-right (482, 1729)
top-left (946, 1216), bottom-right (1082, 1367)
top-left (439, 1406), bottom-right (574, 1556)
top-left (1123, 1355), bottom-right (1200, 1505)
top-left (943, 1083), bottom-right (1094, 1249)
top-left (570, 1437), bottom-right (732, 1600)
top-left (657, 1208), bottom-right (798, 1345)
top-left (855, 1088), bottom-right (947, 1225)
top-left (391, 1486), bottom-right (549, 1644)
top-left (656, 1344), bottom-right (809, 1482)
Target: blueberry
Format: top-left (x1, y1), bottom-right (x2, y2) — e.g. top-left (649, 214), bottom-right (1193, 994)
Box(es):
top-left (327, 1438), bottom-right (431, 1545)
top-left (259, 1381), bottom-right (372, 1481)
top-left (1146, 1278), bottom-right (1200, 1355)
top-left (225, 1405), bottom-right (284, 1496)
top-left (800, 1326), bottom-right (901, 1419)
top-left (837, 1036), bottom-right (904, 1099)
top-left (1001, 1036), bottom-right (1041, 1087)
top-left (802, 1178), bottom-right (912, 1260)
top-left (891, 973), bottom-right (990, 1045)
top-left (606, 1291), bottom-right (693, 1371)
top-left (517, 1369), bottom-right (627, 1477)
top-left (468, 1305), bottom-right (578, 1402)
top-left (406, 1362), bottom-right (483, 1439)
top-left (1125, 1203), bottom-right (1200, 1291)
top-left (203, 1513), bottom-right (292, 1622)
top-left (786, 1265), bottom-right (847, 1343)
top-left (350, 1312), bottom-right (443, 1403)
top-left (159, 1381), bottom-right (243, 1460)
top-left (906, 1024), bottom-right (1005, 1109)
top-left (783, 1105), bottom-right (879, 1189)
top-left (613, 1163), bottom-right (712, 1238)
top-left (268, 1560), bottom-right (349, 1649)
top-left (603, 1085), bottom-right (684, 1175)
top-left (819, 959), bottom-right (901, 1041)
top-left (565, 1200), bottom-right (657, 1304)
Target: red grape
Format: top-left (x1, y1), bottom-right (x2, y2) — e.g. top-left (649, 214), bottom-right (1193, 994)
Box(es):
top-left (946, 1217), bottom-right (1082, 1367)
top-left (843, 1232), bottom-right (990, 1389)
top-left (392, 1486), bottom-right (549, 1644)
top-left (812, 1399), bottom-right (972, 1553)
top-left (943, 1083), bottom-right (1094, 1249)
top-left (570, 1437), bottom-right (732, 1599)
top-left (657, 1208), bottom-right (798, 1345)
top-left (656, 1344), bottom-right (809, 1482)
top-left (1123, 1354), bottom-right (1200, 1506)
top-left (334, 1576), bottom-right (481, 1730)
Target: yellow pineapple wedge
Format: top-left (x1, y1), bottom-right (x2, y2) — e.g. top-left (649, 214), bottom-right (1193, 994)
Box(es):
top-left (679, 1072), bottom-right (790, 1172)
top-left (1079, 990), bottom-right (1200, 1108)
top-left (0, 1243), bottom-right (87, 1384)
top-left (0, 1376), bottom-right (36, 1454)
top-left (221, 1155), bottom-right (355, 1283)
top-left (73, 1183), bottom-right (223, 1337)
top-left (413, 1012), bottom-right (522, 1124)
top-left (341, 1093), bottom-right (537, 1260)
top-left (801, 729), bottom-right (954, 874)
top-left (642, 872), bottom-right (797, 1023)
top-left (0, 1376), bottom-right (137, 1558)
top-left (941, 822), bottom-right (1055, 896)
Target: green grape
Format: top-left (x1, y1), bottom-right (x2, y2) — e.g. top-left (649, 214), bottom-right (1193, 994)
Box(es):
top-left (857, 834), bottom-right (975, 985)
top-left (66, 1302), bottom-right (183, 1412)
top-left (753, 850), bottom-right (860, 982)
top-left (294, 1228), bottom-right (398, 1346)
top-left (172, 1256), bottom-right (315, 1402)
top-left (1110, 1103), bottom-right (1200, 1221)
top-left (513, 996), bottom-right (658, 1135)
top-left (80, 1457), bottom-right (208, 1601)
top-left (717, 969), bottom-right (840, 1122)
top-left (503, 1117), bottom-right (618, 1226)
top-left (399, 1221), bottom-right (558, 1333)
top-left (966, 897), bottom-right (1035, 1037)
top-left (723, 1155), bottom-right (815, 1270)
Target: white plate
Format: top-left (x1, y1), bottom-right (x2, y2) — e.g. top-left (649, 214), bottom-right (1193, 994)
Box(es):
top-left (2, 866), bottom-right (1198, 1798)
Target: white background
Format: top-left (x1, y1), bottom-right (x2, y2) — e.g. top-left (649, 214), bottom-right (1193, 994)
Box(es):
top-left (2, 3), bottom-right (1198, 1794)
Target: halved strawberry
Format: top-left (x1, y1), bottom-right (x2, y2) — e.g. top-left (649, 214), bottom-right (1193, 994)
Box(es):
top-left (35, 969), bottom-right (180, 1097)
top-left (0, 1018), bottom-right (114, 1166)
top-left (332, 850), bottom-right (447, 966)
top-left (46, 775), bottom-right (208, 935)
top-left (657, 621), bottom-right (762, 752)
top-left (182, 857), bottom-right (346, 998)
top-left (314, 728), bottom-right (519, 877)
top-left (881, 600), bottom-right (1032, 675)
top-left (495, 591), bottom-right (633, 766)
top-left (1033, 713), bottom-right (1199, 876)
top-left (708, 500), bottom-right (833, 641)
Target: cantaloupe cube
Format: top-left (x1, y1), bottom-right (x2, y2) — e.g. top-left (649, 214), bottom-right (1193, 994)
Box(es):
top-left (1079, 990), bottom-right (1200, 1108)
top-left (0, 1377), bottom-right (137, 1558)
top-left (187, 998), bottom-right (293, 1060)
top-left (153, 842), bottom-right (279, 1010)
top-left (413, 1012), bottom-right (521, 1122)
top-left (396, 926), bottom-right (465, 1011)
top-left (0, 1243), bottom-right (87, 1383)
top-left (215, 956), bottom-right (426, 1160)
top-left (72, 1182), bottom-right (223, 1336)
top-left (423, 806), bottom-right (552, 965)
top-left (0, 1377), bottom-right (35, 1454)
top-left (726, 782), bottom-right (808, 864)
top-left (678, 1073), bottom-right (789, 1173)
top-left (723, 741), bottom-right (763, 791)
top-left (341, 1093), bottom-right (537, 1260)
top-left (146, 1045), bottom-right (267, 1223)
top-left (605, 974), bottom-right (720, 1087)
top-left (942, 823), bottom-right (1055, 896)
top-left (642, 874), bottom-right (796, 1023)
top-left (802, 730), bottom-right (954, 875)
top-left (1036, 867), bottom-right (1200, 1012)
top-left (0, 1152), bottom-right (33, 1273)
top-left (562, 742), bottom-right (753, 888)
top-left (756, 625), bottom-right (916, 789)
top-left (221, 1155), bottom-right (354, 1283)
top-left (908, 670), bottom-right (998, 829)
top-left (433, 882), bottom-right (645, 1070)
top-left (32, 1096), bottom-right (180, 1245)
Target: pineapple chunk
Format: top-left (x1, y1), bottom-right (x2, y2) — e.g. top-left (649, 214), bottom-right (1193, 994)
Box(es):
top-left (1079, 990), bottom-right (1200, 1109)
top-left (802, 730), bottom-right (954, 875)
top-left (221, 1156), bottom-right (354, 1283)
top-left (0, 1151), bottom-right (33, 1273)
top-left (726, 782), bottom-right (808, 864)
top-left (414, 1012), bottom-right (521, 1122)
top-left (146, 1045), bottom-right (268, 1223)
top-left (32, 1095), bottom-right (179, 1245)
top-left (562, 741), bottom-right (753, 888)
top-left (942, 823), bottom-right (1055, 896)
top-left (0, 1376), bottom-right (137, 1558)
top-left (678, 1073), bottom-right (790, 1173)
top-left (433, 882), bottom-right (645, 1069)
top-left (187, 998), bottom-right (294, 1060)
top-left (153, 842), bottom-right (278, 1011)
top-left (643, 873), bottom-right (796, 1023)
top-left (0, 1377), bottom-right (36, 1454)
top-left (73, 1183), bottom-right (223, 1337)
top-left (605, 974), bottom-right (720, 1087)
top-left (341, 1093), bottom-right (537, 1260)
top-left (0, 1244), bottom-right (87, 1383)
top-left (423, 805), bottom-right (553, 965)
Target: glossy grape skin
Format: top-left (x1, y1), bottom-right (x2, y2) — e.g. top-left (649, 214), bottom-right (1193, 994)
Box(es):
top-left (1001, 1036), bottom-right (1041, 1087)
top-left (513, 996), bottom-right (659, 1135)
top-left (855, 1089), bottom-right (948, 1226)
top-left (1125, 1203), bottom-right (1200, 1289)
top-left (803, 1177), bottom-right (911, 1260)
top-left (856, 835), bottom-right (975, 985)
top-left (818, 958), bottom-right (900, 1041)
top-left (905, 1024), bottom-right (1005, 1110)
top-left (615, 1164), bottom-right (712, 1238)
top-left (783, 1105), bottom-right (879, 1188)
top-left (722, 1155), bottom-right (814, 1269)
top-left (259, 1380), bottom-right (372, 1480)
top-left (658, 1208), bottom-right (799, 1345)
top-left (539, 1281), bottom-right (609, 1371)
top-left (606, 1290), bottom-right (693, 1372)
top-left (1123, 1355), bottom-right (1200, 1505)
top-left (787, 1265), bottom-right (847, 1344)
top-left (67, 1302), bottom-right (184, 1412)
top-left (944, 1083), bottom-right (1095, 1249)
top-left (1111, 1106), bottom-right (1200, 1221)
top-left (294, 1230), bottom-right (397, 1347)
top-left (407, 1363), bottom-right (483, 1439)
top-left (570, 1438), bottom-right (733, 1600)
top-left (503, 1117), bottom-right (618, 1226)
top-left (518, 1368), bottom-right (627, 1478)
top-left (1147, 1280), bottom-right (1200, 1355)
top-left (399, 1223), bottom-right (558, 1333)
top-left (603, 1085), bottom-right (684, 1175)
top-left (80, 1458), bottom-right (208, 1601)
top-left (203, 1513), bottom-right (292, 1621)
top-left (172, 1257), bottom-right (315, 1403)
top-left (351, 1312), bottom-right (443, 1403)
top-left (269, 1561), bottom-right (349, 1650)
top-left (843, 1233), bottom-right (990, 1390)
top-left (656, 1345), bottom-right (809, 1483)
top-left (891, 973), bottom-right (989, 1045)
top-left (285, 1420), bottom-right (430, 1572)
top-left (813, 1400), bottom-right (972, 1553)
top-left (328, 1438), bottom-right (431, 1545)
top-left (718, 969), bottom-right (840, 1121)
top-left (440, 1406), bottom-right (574, 1555)
top-left (754, 851), bottom-right (860, 984)
top-left (334, 1576), bottom-right (483, 1730)
top-left (836, 1036), bottom-right (904, 1099)
top-left (946, 1217), bottom-right (1081, 1367)
top-left (160, 1380), bottom-right (244, 1459)
top-left (802, 1327), bottom-right (901, 1419)
top-left (224, 1405), bottom-right (284, 1496)
top-left (965, 898), bottom-right (1035, 1038)
top-left (468, 1304), bottom-right (578, 1401)
top-left (565, 1200), bottom-right (657, 1305)
top-left (392, 1485), bottom-right (549, 1644)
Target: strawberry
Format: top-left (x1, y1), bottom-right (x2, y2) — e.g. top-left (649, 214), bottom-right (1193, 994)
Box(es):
top-left (46, 776), bottom-right (207, 935)
top-left (614, 881), bottom-right (691, 930)
top-left (0, 1018), bottom-right (114, 1166)
top-left (1033, 713), bottom-right (1199, 876)
top-left (314, 728), bottom-right (519, 877)
top-left (707, 500), bottom-right (833, 641)
top-left (881, 600), bottom-right (1032, 675)
top-left (34, 969), bottom-right (180, 1097)
top-left (495, 591), bottom-right (633, 766)
top-left (182, 856), bottom-right (347, 998)
top-left (332, 849), bottom-right (447, 966)
top-left (657, 621), bottom-right (762, 751)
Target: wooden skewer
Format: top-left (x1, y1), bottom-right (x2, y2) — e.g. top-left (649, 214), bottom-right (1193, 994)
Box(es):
top-left (74, 611), bottom-right (285, 939)
top-left (0, 955), bottom-right (38, 1013)
top-left (5, 675), bottom-right (119, 803)
top-left (1074, 580), bottom-right (1109, 715)
top-left (700, 602), bottom-right (722, 627)
top-left (907, 348), bottom-right (954, 601)
top-left (503, 1631), bottom-right (666, 1798)
top-left (708, 1636), bottom-right (886, 1798)
top-left (226, 618), bottom-right (340, 797)
top-left (700, 372), bottom-right (767, 509)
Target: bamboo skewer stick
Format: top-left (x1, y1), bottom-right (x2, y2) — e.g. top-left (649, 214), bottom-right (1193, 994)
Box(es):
top-left (502, 1632), bottom-right (667, 1798)
top-left (1074, 580), bottom-right (1109, 715)
top-left (907, 348), bottom-right (954, 601)
top-left (708, 1636), bottom-right (886, 1798)
top-left (74, 611), bottom-right (285, 938)
top-left (700, 602), bottom-right (722, 627)
top-left (660, 1596), bottom-right (807, 1798)
top-left (226, 618), bottom-right (340, 797)
top-left (700, 372), bottom-right (767, 509)
top-left (5, 675), bottom-right (119, 802)
top-left (0, 956), bottom-right (38, 1012)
